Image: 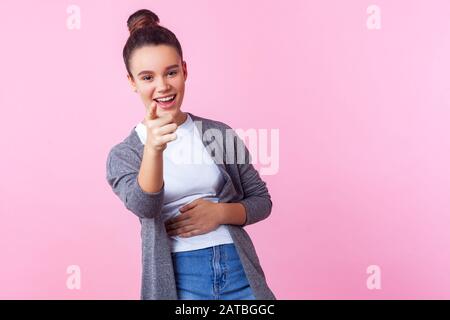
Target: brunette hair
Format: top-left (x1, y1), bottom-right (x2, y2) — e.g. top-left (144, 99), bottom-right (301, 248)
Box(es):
top-left (122, 9), bottom-right (184, 79)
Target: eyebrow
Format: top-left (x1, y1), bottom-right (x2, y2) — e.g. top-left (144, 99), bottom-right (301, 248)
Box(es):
top-left (137, 64), bottom-right (180, 76)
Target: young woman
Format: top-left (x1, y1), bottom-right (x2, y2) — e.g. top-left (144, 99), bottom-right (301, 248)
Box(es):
top-left (106, 8), bottom-right (276, 300)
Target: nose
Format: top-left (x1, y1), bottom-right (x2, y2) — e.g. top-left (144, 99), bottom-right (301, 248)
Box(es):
top-left (155, 76), bottom-right (171, 92)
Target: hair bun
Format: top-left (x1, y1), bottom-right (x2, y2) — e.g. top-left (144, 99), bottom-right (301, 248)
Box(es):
top-left (127, 9), bottom-right (160, 35)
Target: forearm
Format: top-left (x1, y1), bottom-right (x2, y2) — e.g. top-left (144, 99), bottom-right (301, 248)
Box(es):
top-left (137, 146), bottom-right (164, 193)
top-left (218, 202), bottom-right (247, 226)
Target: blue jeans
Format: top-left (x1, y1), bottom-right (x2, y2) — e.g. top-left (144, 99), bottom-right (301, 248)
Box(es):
top-left (171, 243), bottom-right (256, 300)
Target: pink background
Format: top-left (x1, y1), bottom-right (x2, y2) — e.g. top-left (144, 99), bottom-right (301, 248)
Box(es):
top-left (1, 0), bottom-right (450, 299)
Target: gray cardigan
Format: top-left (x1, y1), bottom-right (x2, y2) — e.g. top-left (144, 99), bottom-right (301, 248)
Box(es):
top-left (106, 112), bottom-right (276, 300)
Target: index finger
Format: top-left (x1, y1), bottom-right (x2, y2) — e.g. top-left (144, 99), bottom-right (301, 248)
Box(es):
top-left (146, 101), bottom-right (158, 120)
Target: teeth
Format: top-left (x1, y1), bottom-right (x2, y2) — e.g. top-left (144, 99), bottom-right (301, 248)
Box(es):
top-left (156, 95), bottom-right (175, 102)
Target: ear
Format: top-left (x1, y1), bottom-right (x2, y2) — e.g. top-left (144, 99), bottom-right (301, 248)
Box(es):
top-left (127, 74), bottom-right (137, 92)
top-left (182, 60), bottom-right (188, 81)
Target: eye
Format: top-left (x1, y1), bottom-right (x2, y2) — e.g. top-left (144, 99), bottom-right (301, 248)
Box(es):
top-left (142, 70), bottom-right (177, 81)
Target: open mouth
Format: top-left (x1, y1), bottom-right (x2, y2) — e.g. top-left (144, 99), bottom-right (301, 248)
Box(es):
top-left (154, 94), bottom-right (177, 109)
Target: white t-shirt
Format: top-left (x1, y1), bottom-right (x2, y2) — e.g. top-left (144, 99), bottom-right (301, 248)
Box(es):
top-left (134, 113), bottom-right (234, 252)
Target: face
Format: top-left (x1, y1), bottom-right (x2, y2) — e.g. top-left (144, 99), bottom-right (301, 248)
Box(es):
top-left (127, 44), bottom-right (188, 124)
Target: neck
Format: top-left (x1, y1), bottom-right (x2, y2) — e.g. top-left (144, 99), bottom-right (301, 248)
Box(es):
top-left (175, 111), bottom-right (188, 126)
